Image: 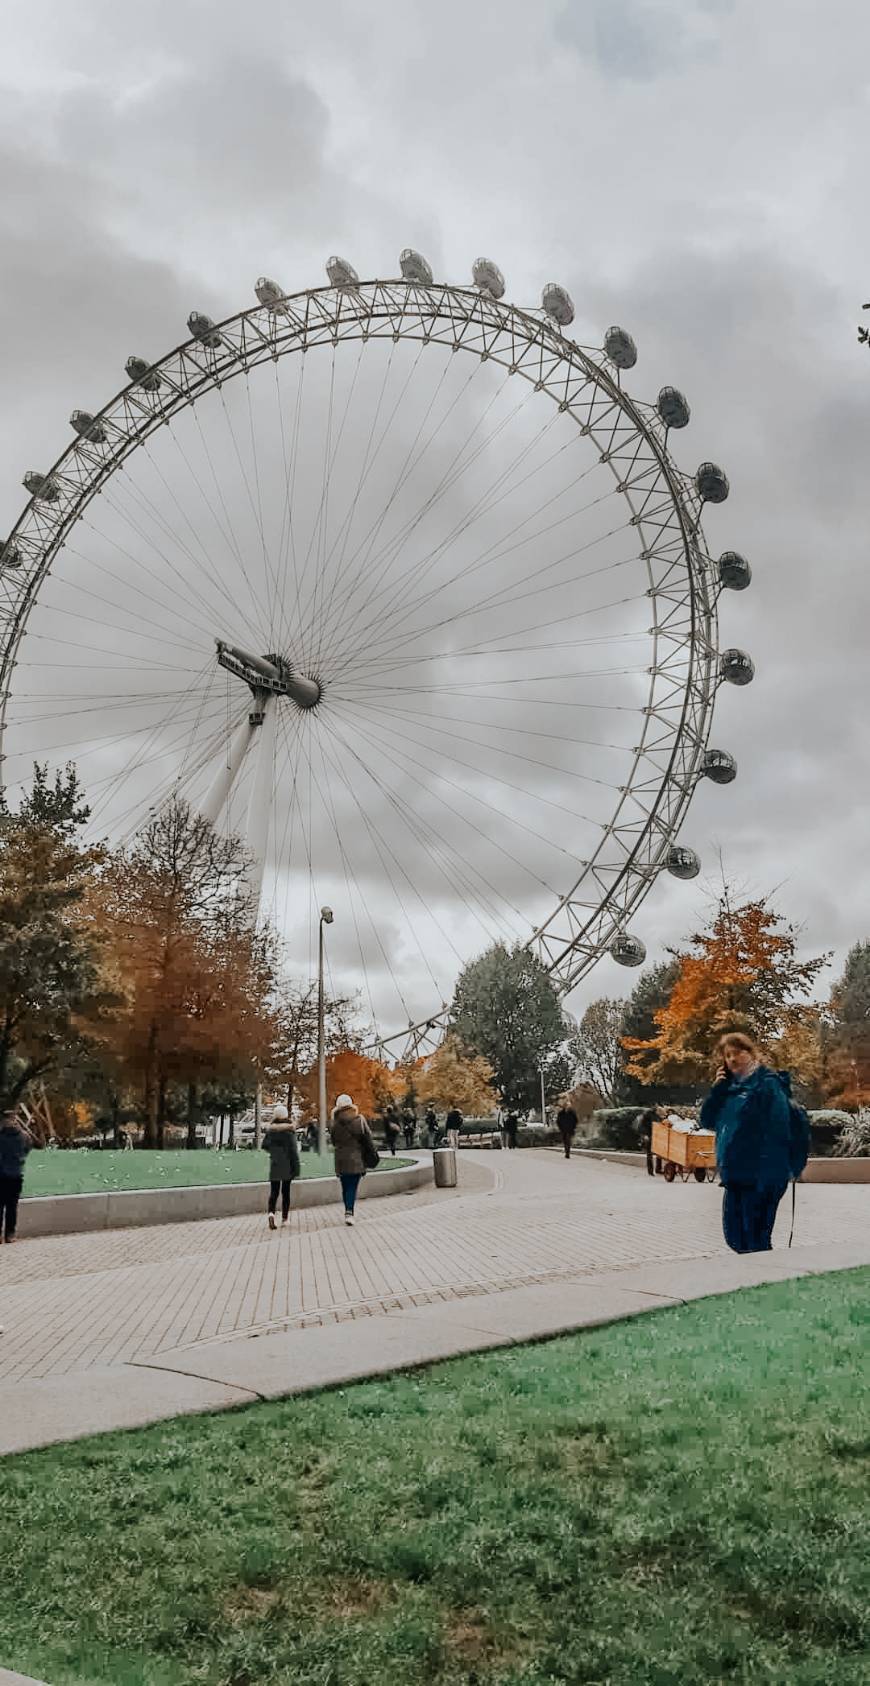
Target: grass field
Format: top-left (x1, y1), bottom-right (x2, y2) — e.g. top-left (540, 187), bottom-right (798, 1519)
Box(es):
top-left (22, 1148), bottom-right (412, 1197)
top-left (1, 1270), bottom-right (868, 1685)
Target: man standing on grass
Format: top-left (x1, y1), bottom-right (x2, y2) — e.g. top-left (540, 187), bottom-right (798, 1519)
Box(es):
top-left (0, 1110), bottom-right (34, 1244)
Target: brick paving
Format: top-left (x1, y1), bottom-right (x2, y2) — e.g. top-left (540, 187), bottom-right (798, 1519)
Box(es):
top-left (0, 1152), bottom-right (867, 1385)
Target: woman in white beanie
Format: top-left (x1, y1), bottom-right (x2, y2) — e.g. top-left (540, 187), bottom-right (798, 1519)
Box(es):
top-left (261, 1103), bottom-right (300, 1231)
top-left (329, 1093), bottom-right (377, 1226)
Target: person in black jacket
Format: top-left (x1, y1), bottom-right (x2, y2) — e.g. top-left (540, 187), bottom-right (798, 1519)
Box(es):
top-left (0, 1112), bottom-right (34, 1243)
top-left (555, 1102), bottom-right (578, 1159)
top-left (262, 1105), bottom-right (301, 1230)
top-left (504, 1111), bottom-right (520, 1150)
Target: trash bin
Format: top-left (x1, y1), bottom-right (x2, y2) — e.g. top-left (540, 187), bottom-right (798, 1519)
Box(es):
top-left (432, 1146), bottom-right (458, 1188)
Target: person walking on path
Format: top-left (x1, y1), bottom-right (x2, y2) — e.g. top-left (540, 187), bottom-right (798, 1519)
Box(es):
top-left (700, 1030), bottom-right (809, 1254)
top-left (384, 1112), bottom-right (401, 1156)
top-left (444, 1106), bottom-right (462, 1149)
top-left (330, 1092), bottom-right (377, 1226)
top-left (405, 1108), bottom-right (420, 1150)
top-left (261, 1104), bottom-right (301, 1231)
top-left (556, 1101), bottom-right (578, 1159)
top-left (504, 1110), bottom-right (520, 1150)
top-left (0, 1111), bottom-right (34, 1244)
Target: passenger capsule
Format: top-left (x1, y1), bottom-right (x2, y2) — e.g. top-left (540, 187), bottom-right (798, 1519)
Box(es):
top-left (702, 749), bottom-right (737, 785)
top-left (717, 550), bottom-right (752, 591)
top-left (696, 461), bottom-right (730, 504)
top-left (657, 386), bottom-right (690, 429)
top-left (326, 256), bottom-right (359, 287)
top-left (255, 276), bottom-right (286, 308)
top-left (719, 648), bottom-right (755, 687)
top-left (125, 356), bottom-right (162, 392)
top-left (666, 844), bottom-right (701, 881)
top-left (399, 249), bottom-right (434, 285)
top-left (0, 540), bottom-right (22, 570)
top-left (604, 325), bottom-right (638, 369)
top-left (472, 257), bottom-right (505, 299)
top-left (610, 932), bottom-right (647, 967)
top-left (542, 283), bottom-right (575, 326)
top-left (23, 471), bottom-right (60, 503)
top-left (188, 311), bottom-right (222, 348)
top-left (70, 410), bottom-right (107, 444)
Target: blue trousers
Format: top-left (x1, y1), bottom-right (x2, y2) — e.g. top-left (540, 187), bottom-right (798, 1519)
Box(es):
top-left (722, 1183), bottom-right (787, 1254)
top-left (339, 1172), bottom-right (362, 1213)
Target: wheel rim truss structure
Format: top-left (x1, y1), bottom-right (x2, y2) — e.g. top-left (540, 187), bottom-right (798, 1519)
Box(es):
top-left (0, 275), bottom-right (723, 1058)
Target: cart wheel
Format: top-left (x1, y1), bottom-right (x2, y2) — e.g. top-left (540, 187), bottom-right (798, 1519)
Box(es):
top-left (662, 1162), bottom-right (676, 1183)
top-left (693, 1168), bottom-right (707, 1184)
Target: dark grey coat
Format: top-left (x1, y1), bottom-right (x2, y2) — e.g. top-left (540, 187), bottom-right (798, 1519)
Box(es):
top-left (0, 1122), bottom-right (32, 1179)
top-left (262, 1124), bottom-right (301, 1182)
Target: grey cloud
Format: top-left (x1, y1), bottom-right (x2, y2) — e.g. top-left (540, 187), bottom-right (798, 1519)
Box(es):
top-left (556, 0), bottom-right (731, 81)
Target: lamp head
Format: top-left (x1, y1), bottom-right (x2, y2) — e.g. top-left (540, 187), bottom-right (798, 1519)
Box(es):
top-left (320, 906), bottom-right (334, 925)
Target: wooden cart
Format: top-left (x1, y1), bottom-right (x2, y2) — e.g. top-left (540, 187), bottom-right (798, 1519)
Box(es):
top-left (651, 1120), bottom-right (718, 1184)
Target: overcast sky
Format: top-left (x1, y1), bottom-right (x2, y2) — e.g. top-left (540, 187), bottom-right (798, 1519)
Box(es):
top-left (1, 0), bottom-right (868, 1035)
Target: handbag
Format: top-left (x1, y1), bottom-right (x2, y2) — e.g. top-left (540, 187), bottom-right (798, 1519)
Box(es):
top-left (360, 1127), bottom-right (380, 1171)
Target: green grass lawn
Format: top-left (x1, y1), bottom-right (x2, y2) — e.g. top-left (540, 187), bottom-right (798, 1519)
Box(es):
top-left (22, 1148), bottom-right (412, 1197)
top-left (2, 1271), bottom-right (868, 1686)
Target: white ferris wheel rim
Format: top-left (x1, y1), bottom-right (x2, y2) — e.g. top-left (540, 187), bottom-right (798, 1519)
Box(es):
top-left (0, 267), bottom-right (738, 1054)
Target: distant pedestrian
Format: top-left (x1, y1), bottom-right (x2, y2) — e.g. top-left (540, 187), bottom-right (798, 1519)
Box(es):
top-left (422, 1107), bottom-right (437, 1147)
top-left (504, 1111), bottom-right (520, 1150)
top-left (262, 1104), bottom-right (301, 1231)
top-left (330, 1092), bottom-right (377, 1226)
top-left (700, 1030), bottom-right (809, 1254)
top-left (384, 1113), bottom-right (401, 1156)
top-left (556, 1102), bottom-right (577, 1160)
top-left (445, 1106), bottom-right (462, 1149)
top-left (638, 1106), bottom-right (664, 1176)
top-left (0, 1111), bottom-right (34, 1244)
top-left (402, 1108), bottom-right (417, 1150)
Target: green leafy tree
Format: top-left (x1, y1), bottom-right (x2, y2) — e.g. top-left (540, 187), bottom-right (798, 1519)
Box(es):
top-left (449, 941), bottom-right (567, 1109)
top-left (0, 764), bottom-right (113, 1110)
top-left (618, 961), bottom-right (681, 1103)
top-left (824, 941), bottom-right (870, 1108)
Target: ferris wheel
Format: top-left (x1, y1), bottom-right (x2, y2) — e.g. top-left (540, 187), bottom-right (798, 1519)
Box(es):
top-left (0, 250), bottom-right (753, 1053)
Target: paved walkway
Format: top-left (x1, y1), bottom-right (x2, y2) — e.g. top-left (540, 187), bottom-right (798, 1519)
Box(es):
top-left (0, 1151), bottom-right (867, 1459)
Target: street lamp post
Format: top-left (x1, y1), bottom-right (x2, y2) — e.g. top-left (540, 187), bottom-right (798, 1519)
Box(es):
top-left (540, 1066), bottom-right (547, 1129)
top-left (317, 907), bottom-right (334, 1157)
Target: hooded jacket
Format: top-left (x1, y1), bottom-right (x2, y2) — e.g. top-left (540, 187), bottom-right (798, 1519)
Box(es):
top-left (700, 1065), bottom-right (794, 1189)
top-left (261, 1122), bottom-right (301, 1182)
top-left (330, 1106), bottom-right (373, 1175)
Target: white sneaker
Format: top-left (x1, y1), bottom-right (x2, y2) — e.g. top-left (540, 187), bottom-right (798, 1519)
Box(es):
top-left (268, 1212), bottom-right (276, 1231)
top-left (344, 1212), bottom-right (355, 1226)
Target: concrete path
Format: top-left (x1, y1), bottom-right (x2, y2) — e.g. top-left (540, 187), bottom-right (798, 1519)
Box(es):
top-left (1, 1151), bottom-right (867, 1458)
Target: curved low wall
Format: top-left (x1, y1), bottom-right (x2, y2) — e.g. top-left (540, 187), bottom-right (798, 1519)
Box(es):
top-left (17, 1156), bottom-right (434, 1240)
top-left (575, 1148), bottom-right (870, 1184)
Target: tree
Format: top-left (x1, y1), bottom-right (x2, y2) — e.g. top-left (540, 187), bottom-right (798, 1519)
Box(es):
top-left (295, 1048), bottom-right (395, 1122)
top-left (0, 764), bottom-right (113, 1111)
top-left (264, 979), bottom-right (361, 1113)
top-left (823, 942), bottom-right (870, 1109)
top-left (624, 893), bottom-right (829, 1087)
top-left (618, 962), bottom-right (680, 1102)
top-left (568, 997), bottom-right (627, 1104)
top-left (98, 799), bottom-right (271, 1145)
top-left (449, 941), bottom-right (567, 1109)
top-left (417, 1035), bottom-right (497, 1115)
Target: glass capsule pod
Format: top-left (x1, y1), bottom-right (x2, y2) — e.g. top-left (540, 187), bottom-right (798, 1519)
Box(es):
top-left (696, 461), bottom-right (730, 503)
top-left (399, 249), bottom-right (434, 285)
top-left (542, 283), bottom-right (575, 326)
top-left (610, 932), bottom-right (647, 967)
top-left (717, 551), bottom-right (752, 591)
top-left (604, 325), bottom-right (638, 369)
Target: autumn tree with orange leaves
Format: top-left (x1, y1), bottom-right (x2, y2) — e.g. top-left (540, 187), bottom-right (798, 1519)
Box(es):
top-left (295, 1048), bottom-right (398, 1122)
top-left (624, 893), bottom-right (829, 1088)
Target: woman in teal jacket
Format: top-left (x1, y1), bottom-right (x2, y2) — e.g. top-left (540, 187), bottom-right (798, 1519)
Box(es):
top-left (700, 1031), bottom-right (805, 1254)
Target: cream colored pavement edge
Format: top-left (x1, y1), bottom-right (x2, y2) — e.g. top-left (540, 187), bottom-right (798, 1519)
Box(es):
top-left (0, 1152), bottom-right (867, 1458)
